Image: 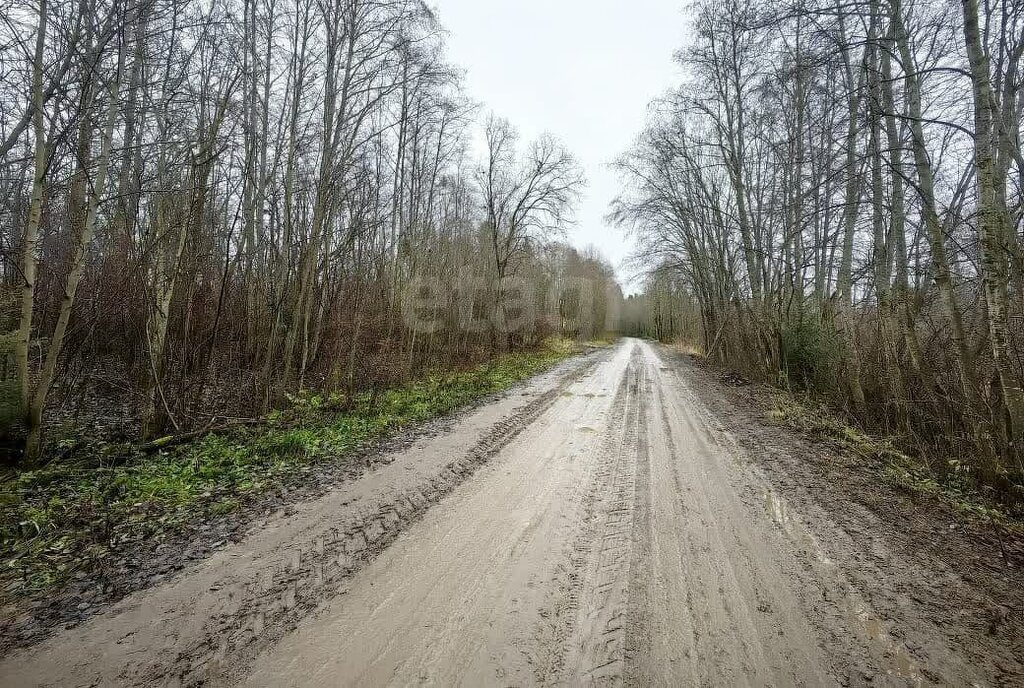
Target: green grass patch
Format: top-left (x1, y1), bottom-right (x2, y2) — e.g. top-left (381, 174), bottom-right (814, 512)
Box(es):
top-left (765, 393), bottom-right (1021, 529)
top-left (0, 341), bottom-right (579, 599)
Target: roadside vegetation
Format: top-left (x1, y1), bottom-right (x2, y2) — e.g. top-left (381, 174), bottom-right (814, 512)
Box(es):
top-left (682, 339), bottom-right (1023, 535)
top-left (0, 0), bottom-right (622, 469)
top-left (616, 0), bottom-right (1024, 514)
top-left (0, 341), bottom-right (580, 599)
top-left (764, 392), bottom-right (1022, 527)
top-left (0, 0), bottom-right (627, 602)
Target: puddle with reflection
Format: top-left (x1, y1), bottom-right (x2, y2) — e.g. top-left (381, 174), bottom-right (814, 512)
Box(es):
top-left (762, 489), bottom-right (922, 686)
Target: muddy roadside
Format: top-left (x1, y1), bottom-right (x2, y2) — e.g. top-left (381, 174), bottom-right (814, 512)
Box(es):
top-left (663, 346), bottom-right (1024, 685)
top-left (0, 349), bottom-right (604, 656)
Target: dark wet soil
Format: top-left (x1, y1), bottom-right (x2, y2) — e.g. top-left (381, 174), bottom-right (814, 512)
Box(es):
top-left (673, 348), bottom-right (1024, 687)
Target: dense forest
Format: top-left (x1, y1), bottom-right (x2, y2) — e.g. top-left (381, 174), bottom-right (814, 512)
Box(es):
top-left (0, 0), bottom-right (620, 463)
top-left (615, 0), bottom-right (1024, 503)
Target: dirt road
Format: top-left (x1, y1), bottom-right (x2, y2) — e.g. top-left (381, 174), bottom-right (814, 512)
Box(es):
top-left (1, 339), bottom-right (1018, 686)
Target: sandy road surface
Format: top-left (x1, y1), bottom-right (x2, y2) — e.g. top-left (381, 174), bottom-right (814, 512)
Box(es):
top-left (1, 339), bottom-right (1012, 686)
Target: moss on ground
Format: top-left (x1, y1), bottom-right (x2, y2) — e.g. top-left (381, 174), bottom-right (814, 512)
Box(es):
top-left (1, 341), bottom-right (579, 599)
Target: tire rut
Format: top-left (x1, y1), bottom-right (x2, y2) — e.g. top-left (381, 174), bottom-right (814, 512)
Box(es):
top-left (13, 338), bottom-right (995, 687)
top-left (530, 344), bottom-right (646, 686)
top-left (622, 362), bottom-right (653, 687)
top-left (125, 354), bottom-right (607, 687)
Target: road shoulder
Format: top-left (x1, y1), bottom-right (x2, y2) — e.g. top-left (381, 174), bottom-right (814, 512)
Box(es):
top-left (663, 345), bottom-right (1024, 686)
top-left (0, 351), bottom-right (605, 686)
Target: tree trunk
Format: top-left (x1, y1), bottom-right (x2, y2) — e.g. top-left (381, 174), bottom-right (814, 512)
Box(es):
top-left (891, 0), bottom-right (977, 398)
top-left (5, 0), bottom-right (49, 456)
top-left (961, 0), bottom-right (1024, 455)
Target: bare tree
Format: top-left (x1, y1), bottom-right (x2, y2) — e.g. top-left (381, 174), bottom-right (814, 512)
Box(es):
top-left (0, 0), bottom-right (605, 462)
top-left (616, 0), bottom-right (1024, 496)
top-left (478, 115), bottom-right (584, 343)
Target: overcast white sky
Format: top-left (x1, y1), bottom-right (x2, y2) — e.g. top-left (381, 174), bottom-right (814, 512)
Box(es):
top-left (431, 0), bottom-right (688, 291)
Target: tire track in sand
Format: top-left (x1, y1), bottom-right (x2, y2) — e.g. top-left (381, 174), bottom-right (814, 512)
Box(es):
top-left (171, 352), bottom-right (606, 687)
top-left (0, 353), bottom-right (606, 688)
top-left (532, 343), bottom-right (646, 686)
